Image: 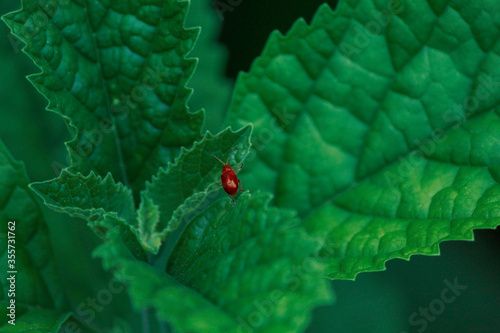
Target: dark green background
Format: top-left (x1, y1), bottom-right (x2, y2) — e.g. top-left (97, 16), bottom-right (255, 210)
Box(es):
top-left (0, 0), bottom-right (499, 332)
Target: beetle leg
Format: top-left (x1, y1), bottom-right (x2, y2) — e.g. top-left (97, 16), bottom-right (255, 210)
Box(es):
top-left (227, 193), bottom-right (236, 206)
top-left (238, 179), bottom-right (246, 193)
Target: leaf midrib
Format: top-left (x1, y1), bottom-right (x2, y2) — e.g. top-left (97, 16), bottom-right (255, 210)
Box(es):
top-left (82, 1), bottom-right (128, 186)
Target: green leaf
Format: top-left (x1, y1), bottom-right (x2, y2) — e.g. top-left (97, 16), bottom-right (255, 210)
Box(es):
top-left (94, 229), bottom-right (238, 332)
top-left (30, 170), bottom-right (135, 222)
top-left (227, 0), bottom-right (500, 279)
top-left (0, 304), bottom-right (71, 333)
top-left (95, 193), bottom-right (333, 332)
top-left (2, 0), bottom-right (203, 197)
top-left (136, 193), bottom-right (162, 254)
top-left (139, 126), bottom-right (251, 253)
top-left (0, 140), bottom-right (70, 329)
top-left (30, 170), bottom-right (146, 260)
top-left (167, 193), bottom-right (333, 332)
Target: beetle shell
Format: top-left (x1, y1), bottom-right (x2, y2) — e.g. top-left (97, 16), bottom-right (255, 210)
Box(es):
top-left (208, 147), bottom-right (245, 205)
top-left (221, 168), bottom-right (239, 196)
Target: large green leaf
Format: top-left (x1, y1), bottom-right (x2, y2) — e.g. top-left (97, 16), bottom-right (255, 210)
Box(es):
top-left (227, 0), bottom-right (500, 279)
top-left (95, 193), bottom-right (333, 332)
top-left (0, 140), bottom-right (70, 331)
top-left (2, 0), bottom-right (203, 197)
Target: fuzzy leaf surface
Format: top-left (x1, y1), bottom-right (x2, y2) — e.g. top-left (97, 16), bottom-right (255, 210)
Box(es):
top-left (227, 0), bottom-right (500, 278)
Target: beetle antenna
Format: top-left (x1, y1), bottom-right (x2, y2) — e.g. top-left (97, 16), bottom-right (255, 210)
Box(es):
top-left (226, 145), bottom-right (238, 165)
top-left (208, 154), bottom-right (225, 165)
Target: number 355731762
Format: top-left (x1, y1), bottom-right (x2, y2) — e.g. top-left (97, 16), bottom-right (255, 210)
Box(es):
top-left (7, 221), bottom-right (15, 269)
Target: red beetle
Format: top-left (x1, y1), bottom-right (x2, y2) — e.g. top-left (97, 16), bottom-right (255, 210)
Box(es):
top-left (209, 146), bottom-right (246, 206)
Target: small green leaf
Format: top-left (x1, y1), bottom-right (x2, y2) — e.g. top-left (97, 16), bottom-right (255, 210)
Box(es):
top-left (30, 170), bottom-right (145, 260)
top-left (2, 0), bottom-right (203, 197)
top-left (0, 304), bottom-right (71, 333)
top-left (30, 170), bottom-right (135, 222)
top-left (139, 126), bottom-right (251, 253)
top-left (227, 0), bottom-right (500, 279)
top-left (136, 193), bottom-right (162, 254)
top-left (0, 140), bottom-right (70, 327)
top-left (95, 193), bottom-right (333, 332)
